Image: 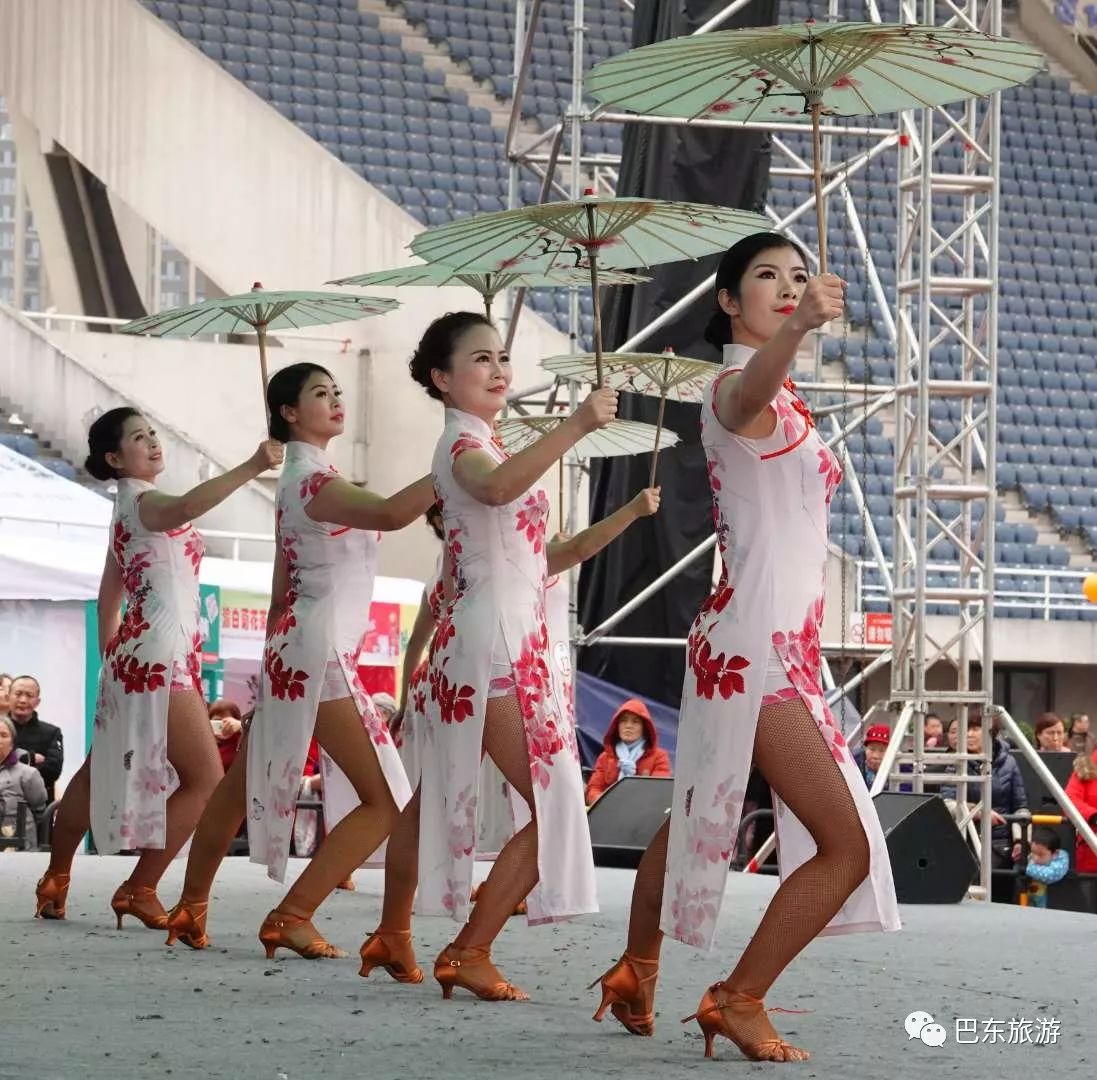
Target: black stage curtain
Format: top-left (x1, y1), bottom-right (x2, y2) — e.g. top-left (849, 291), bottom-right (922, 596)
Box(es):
top-left (578, 0), bottom-right (777, 706)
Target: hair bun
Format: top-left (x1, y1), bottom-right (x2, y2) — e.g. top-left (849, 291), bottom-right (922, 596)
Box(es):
top-left (703, 310), bottom-right (732, 352)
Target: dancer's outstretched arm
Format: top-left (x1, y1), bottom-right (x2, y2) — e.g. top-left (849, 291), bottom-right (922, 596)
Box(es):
top-left (547, 488), bottom-right (660, 574)
top-left (306, 475), bottom-right (436, 531)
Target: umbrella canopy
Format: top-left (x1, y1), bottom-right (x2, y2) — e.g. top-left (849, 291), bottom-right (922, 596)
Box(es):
top-left (541, 349), bottom-right (716, 484)
top-left (326, 263), bottom-right (649, 319)
top-left (496, 415), bottom-right (681, 459)
top-left (120, 284), bottom-right (399, 411)
top-left (541, 350), bottom-right (717, 404)
top-left (409, 194), bottom-right (768, 384)
top-left (585, 21), bottom-right (1044, 270)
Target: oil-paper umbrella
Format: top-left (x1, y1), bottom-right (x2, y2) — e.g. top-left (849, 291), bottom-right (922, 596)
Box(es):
top-left (497, 415), bottom-right (680, 523)
top-left (541, 348), bottom-right (716, 484)
top-left (327, 262), bottom-right (650, 321)
top-left (409, 193), bottom-right (769, 385)
top-left (120, 284), bottom-right (399, 413)
top-left (586, 21), bottom-right (1045, 271)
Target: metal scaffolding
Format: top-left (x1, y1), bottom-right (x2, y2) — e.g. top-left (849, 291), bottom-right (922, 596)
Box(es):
top-left (500, 0), bottom-right (1097, 897)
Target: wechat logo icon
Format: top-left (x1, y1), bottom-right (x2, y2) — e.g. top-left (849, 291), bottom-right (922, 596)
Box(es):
top-left (905, 1010), bottom-right (947, 1047)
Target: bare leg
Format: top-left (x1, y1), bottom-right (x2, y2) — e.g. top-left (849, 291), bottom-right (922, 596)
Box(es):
top-left (126, 690), bottom-right (224, 891)
top-left (45, 754), bottom-right (92, 875)
top-left (261, 695), bottom-right (398, 958)
top-left (433, 694), bottom-right (535, 1002)
top-left (696, 698), bottom-right (870, 1062)
top-left (177, 735), bottom-right (249, 905)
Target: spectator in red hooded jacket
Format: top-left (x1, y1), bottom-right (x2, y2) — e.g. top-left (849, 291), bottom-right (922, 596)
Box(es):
top-left (1065, 747), bottom-right (1097, 875)
top-left (585, 698), bottom-right (672, 806)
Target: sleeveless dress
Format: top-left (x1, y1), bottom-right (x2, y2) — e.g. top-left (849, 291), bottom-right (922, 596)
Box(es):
top-left (90, 478), bottom-right (204, 853)
top-left (416, 407), bottom-right (597, 924)
top-left (661, 344), bottom-right (901, 949)
top-left (246, 440), bottom-right (412, 883)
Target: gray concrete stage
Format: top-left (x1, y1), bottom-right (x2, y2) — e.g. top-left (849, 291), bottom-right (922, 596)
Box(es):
top-left (1, 854), bottom-right (1091, 1080)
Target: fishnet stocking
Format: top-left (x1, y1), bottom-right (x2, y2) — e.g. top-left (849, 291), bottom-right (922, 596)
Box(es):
top-left (453, 693), bottom-right (538, 959)
top-left (717, 697), bottom-right (870, 1053)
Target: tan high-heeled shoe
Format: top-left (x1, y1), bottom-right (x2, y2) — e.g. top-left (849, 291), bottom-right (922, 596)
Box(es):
top-left (358, 928), bottom-right (423, 983)
top-left (110, 882), bottom-right (169, 930)
top-left (165, 899), bottom-right (210, 950)
top-left (682, 982), bottom-right (811, 1062)
top-left (589, 951), bottom-right (659, 1036)
top-left (34, 871), bottom-right (70, 920)
top-left (433, 944), bottom-right (529, 1001)
top-left (258, 909), bottom-right (347, 960)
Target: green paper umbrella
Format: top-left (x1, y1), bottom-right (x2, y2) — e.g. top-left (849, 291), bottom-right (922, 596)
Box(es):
top-left (586, 21), bottom-right (1044, 271)
top-left (120, 284), bottom-right (399, 412)
top-left (541, 348), bottom-right (717, 484)
top-left (409, 192), bottom-right (769, 385)
top-left (497, 414), bottom-right (680, 523)
top-left (327, 262), bottom-right (650, 320)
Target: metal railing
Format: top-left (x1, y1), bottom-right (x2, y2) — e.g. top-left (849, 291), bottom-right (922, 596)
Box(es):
top-left (857, 559), bottom-right (1097, 620)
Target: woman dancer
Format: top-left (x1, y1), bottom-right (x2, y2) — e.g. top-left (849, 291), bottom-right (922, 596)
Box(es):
top-left (164, 363), bottom-right (430, 957)
top-left (358, 311), bottom-right (615, 1000)
top-left (589, 234), bottom-right (900, 1062)
top-left (387, 491), bottom-right (662, 922)
top-left (35, 408), bottom-right (281, 924)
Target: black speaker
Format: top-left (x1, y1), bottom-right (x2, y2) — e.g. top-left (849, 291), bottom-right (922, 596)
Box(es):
top-left (587, 777), bottom-right (674, 868)
top-left (872, 792), bottom-right (977, 904)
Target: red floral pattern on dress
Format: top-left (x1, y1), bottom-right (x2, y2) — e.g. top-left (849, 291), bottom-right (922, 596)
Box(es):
top-left (264, 646), bottom-right (309, 701)
top-left (110, 650), bottom-right (169, 695)
top-left (817, 446), bottom-right (843, 505)
top-left (513, 623), bottom-right (552, 717)
top-left (450, 433), bottom-right (486, 460)
top-left (183, 532), bottom-right (204, 573)
top-left (515, 491), bottom-right (550, 553)
top-left (299, 469), bottom-right (337, 502)
top-left (430, 657), bottom-right (476, 725)
top-left (185, 631), bottom-right (202, 692)
top-left (525, 710), bottom-right (566, 789)
top-left (270, 592), bottom-right (297, 637)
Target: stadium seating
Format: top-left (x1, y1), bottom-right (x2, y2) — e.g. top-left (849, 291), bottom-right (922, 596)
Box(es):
top-left (137, 0), bottom-right (1097, 615)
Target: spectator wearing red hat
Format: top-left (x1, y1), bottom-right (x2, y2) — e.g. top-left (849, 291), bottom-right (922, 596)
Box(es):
top-left (854, 725), bottom-right (891, 789)
top-left (585, 699), bottom-right (672, 806)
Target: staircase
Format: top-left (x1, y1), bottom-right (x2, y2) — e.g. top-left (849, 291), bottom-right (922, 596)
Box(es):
top-left (358, 0), bottom-right (541, 141)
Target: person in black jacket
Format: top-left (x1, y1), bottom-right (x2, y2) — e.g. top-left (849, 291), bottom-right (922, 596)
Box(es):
top-left (940, 711), bottom-right (1028, 903)
top-left (9, 676), bottom-right (63, 801)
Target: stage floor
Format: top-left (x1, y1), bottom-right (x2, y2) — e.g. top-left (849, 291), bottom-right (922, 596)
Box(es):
top-left (1, 854), bottom-right (1091, 1080)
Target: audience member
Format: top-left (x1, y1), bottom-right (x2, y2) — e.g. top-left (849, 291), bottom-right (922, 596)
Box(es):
top-left (1023, 825), bottom-right (1069, 908)
top-left (1067, 713), bottom-right (1095, 757)
top-left (940, 712), bottom-right (1029, 902)
top-left (854, 724), bottom-right (890, 788)
top-left (924, 712), bottom-right (945, 749)
top-left (9, 675), bottom-right (63, 801)
top-left (1064, 746), bottom-right (1097, 878)
top-left (0, 673), bottom-right (12, 715)
top-left (1033, 712), bottom-right (1068, 753)
top-left (0, 714), bottom-right (48, 848)
top-left (585, 698), bottom-right (671, 806)
top-left (208, 699), bottom-right (244, 772)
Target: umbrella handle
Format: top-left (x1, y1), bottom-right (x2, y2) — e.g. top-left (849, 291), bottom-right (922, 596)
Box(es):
top-left (811, 102), bottom-right (827, 276)
top-left (257, 324), bottom-right (271, 423)
top-left (585, 205), bottom-right (605, 388)
top-left (648, 385), bottom-right (668, 488)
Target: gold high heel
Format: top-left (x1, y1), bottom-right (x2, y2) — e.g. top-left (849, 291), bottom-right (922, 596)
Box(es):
top-left (110, 882), bottom-right (169, 930)
top-left (682, 983), bottom-right (811, 1062)
top-left (433, 944), bottom-right (529, 1002)
top-left (165, 899), bottom-right (210, 949)
top-left (589, 952), bottom-right (659, 1036)
top-left (257, 909), bottom-right (347, 960)
top-left (34, 871), bottom-right (70, 920)
top-left (358, 928), bottom-right (424, 983)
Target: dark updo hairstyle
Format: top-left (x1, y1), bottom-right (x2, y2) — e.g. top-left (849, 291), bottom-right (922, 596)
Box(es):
top-left (408, 311), bottom-right (495, 401)
top-left (703, 232), bottom-right (809, 353)
top-left (85, 406), bottom-right (141, 482)
top-left (266, 362), bottom-right (334, 442)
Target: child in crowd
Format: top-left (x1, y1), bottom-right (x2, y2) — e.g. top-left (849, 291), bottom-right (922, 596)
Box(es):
top-left (1023, 826), bottom-right (1069, 908)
